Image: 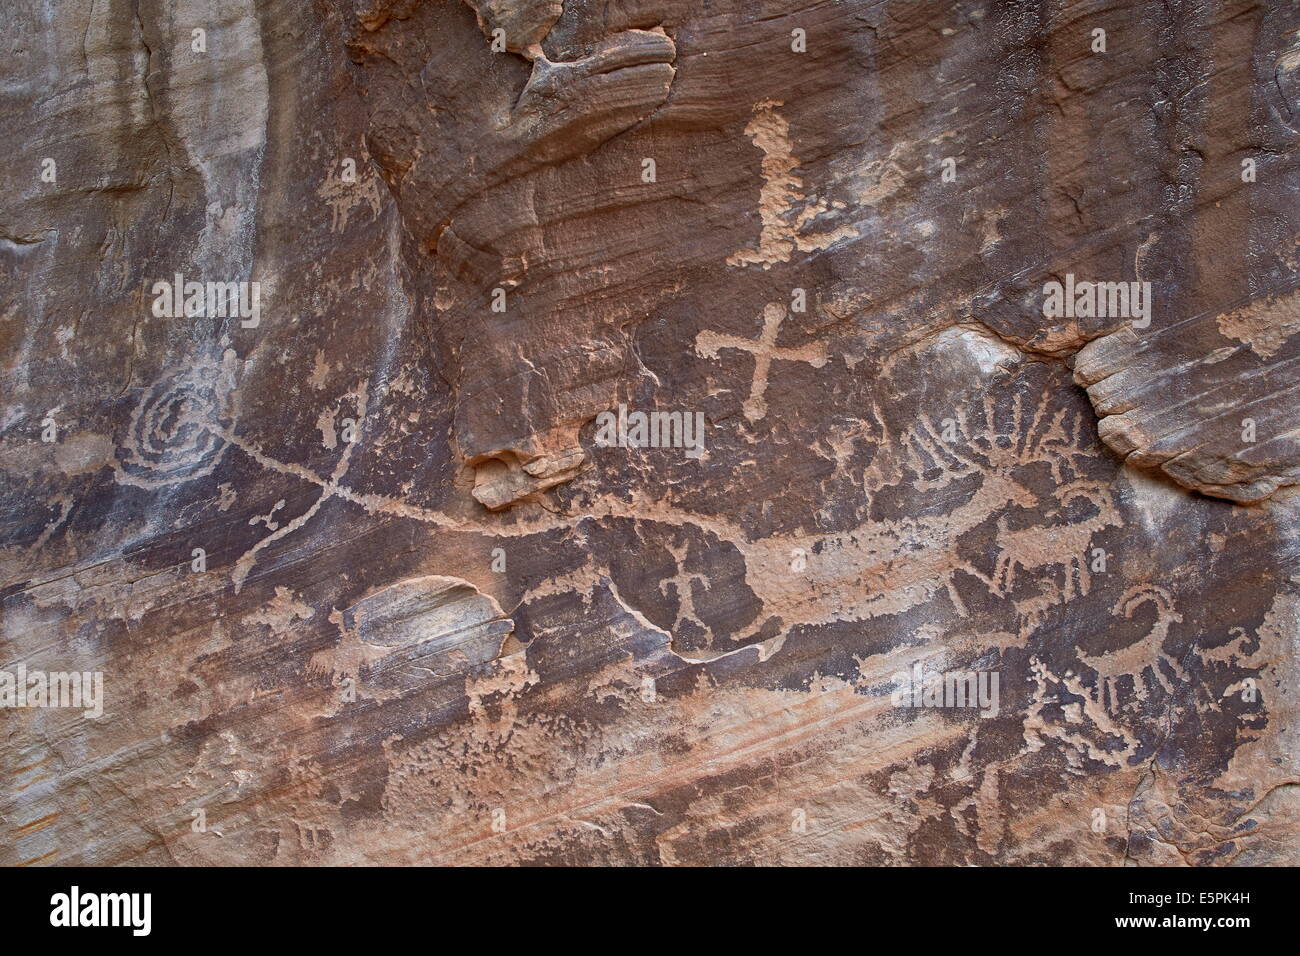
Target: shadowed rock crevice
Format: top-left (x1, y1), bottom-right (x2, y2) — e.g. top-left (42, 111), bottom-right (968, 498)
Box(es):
top-left (1073, 287), bottom-right (1300, 504)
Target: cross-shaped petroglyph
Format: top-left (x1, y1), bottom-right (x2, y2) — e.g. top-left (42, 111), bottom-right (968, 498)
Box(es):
top-left (727, 100), bottom-right (855, 269)
top-left (695, 302), bottom-right (829, 421)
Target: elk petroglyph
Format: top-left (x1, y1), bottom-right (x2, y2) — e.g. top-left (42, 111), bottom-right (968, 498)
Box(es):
top-left (743, 386), bottom-right (1123, 633)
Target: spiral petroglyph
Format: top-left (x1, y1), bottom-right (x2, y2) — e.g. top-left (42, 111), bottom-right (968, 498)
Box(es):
top-left (114, 357), bottom-right (236, 489)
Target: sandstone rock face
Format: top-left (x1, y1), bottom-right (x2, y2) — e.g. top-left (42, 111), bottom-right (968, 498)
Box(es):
top-left (1, 0), bottom-right (1298, 866)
